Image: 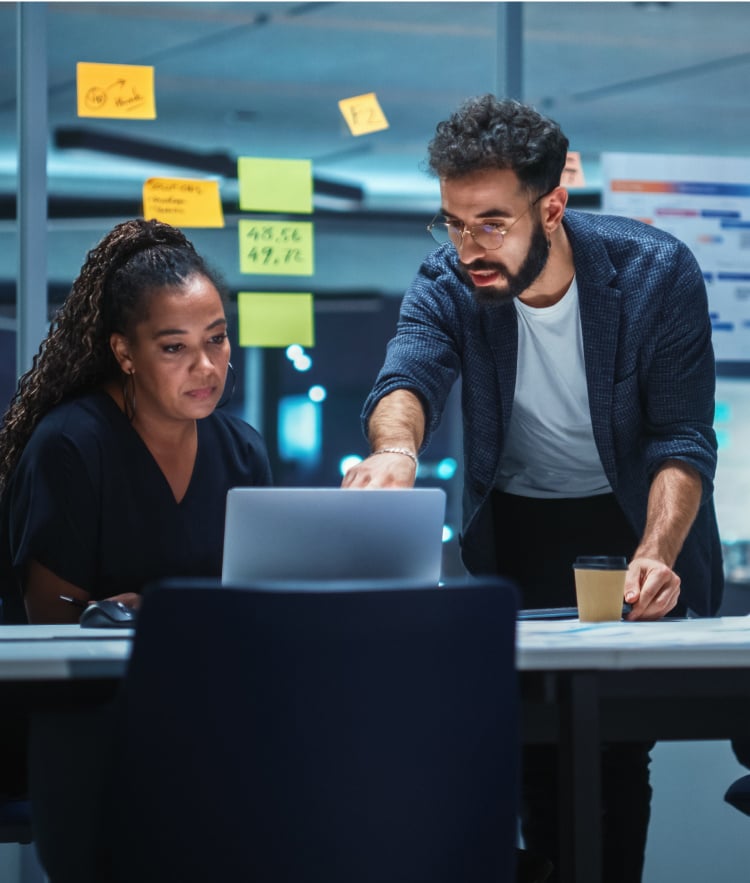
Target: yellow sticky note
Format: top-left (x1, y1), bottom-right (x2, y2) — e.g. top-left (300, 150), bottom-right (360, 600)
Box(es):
top-left (238, 219), bottom-right (314, 276)
top-left (143, 178), bottom-right (224, 228)
top-left (77, 62), bottom-right (156, 119)
top-left (238, 292), bottom-right (315, 348)
top-left (561, 151), bottom-right (586, 189)
top-left (338, 92), bottom-right (389, 136)
top-left (238, 157), bottom-right (313, 214)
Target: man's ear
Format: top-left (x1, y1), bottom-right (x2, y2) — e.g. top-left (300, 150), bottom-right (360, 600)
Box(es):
top-left (541, 185), bottom-right (568, 234)
top-left (109, 333), bottom-right (134, 375)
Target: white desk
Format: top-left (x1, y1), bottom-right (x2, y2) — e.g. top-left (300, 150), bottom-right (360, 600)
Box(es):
top-left (0, 625), bottom-right (132, 683)
top-left (519, 615), bottom-right (750, 669)
top-left (4, 618), bottom-right (750, 883)
top-left (518, 616), bottom-right (750, 883)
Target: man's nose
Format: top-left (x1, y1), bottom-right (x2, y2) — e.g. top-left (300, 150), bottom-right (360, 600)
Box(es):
top-left (457, 228), bottom-right (485, 258)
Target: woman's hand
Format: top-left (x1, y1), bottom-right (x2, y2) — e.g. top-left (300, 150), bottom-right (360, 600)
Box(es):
top-left (99, 592), bottom-right (142, 611)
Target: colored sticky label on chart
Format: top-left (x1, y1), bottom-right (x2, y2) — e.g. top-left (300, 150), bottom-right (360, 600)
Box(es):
top-left (238, 157), bottom-right (313, 214)
top-left (237, 292), bottom-right (315, 347)
top-left (238, 219), bottom-right (314, 276)
top-left (338, 92), bottom-right (389, 136)
top-left (76, 62), bottom-right (156, 119)
top-left (143, 178), bottom-right (224, 228)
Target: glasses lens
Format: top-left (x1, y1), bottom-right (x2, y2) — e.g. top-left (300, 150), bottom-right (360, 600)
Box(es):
top-left (428, 217), bottom-right (508, 250)
top-left (472, 224), bottom-right (505, 250)
top-left (428, 216), bottom-right (453, 246)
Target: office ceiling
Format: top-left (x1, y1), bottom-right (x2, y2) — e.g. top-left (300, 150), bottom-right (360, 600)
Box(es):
top-left (1, 1), bottom-right (750, 218)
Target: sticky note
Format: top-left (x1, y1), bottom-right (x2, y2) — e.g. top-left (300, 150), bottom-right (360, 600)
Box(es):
top-left (338, 92), bottom-right (389, 136)
top-left (76, 62), bottom-right (156, 119)
top-left (561, 151), bottom-right (586, 189)
top-left (238, 219), bottom-right (314, 276)
top-left (238, 157), bottom-right (313, 214)
top-left (237, 292), bottom-right (315, 347)
top-left (143, 178), bottom-right (224, 228)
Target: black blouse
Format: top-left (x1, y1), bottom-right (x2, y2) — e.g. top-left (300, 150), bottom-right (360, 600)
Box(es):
top-left (1, 391), bottom-right (272, 604)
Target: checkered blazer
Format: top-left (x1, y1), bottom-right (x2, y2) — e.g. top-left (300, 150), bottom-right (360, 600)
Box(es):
top-left (363, 209), bottom-right (723, 615)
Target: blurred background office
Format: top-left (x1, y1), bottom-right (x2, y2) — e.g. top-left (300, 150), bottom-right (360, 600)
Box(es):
top-left (3, 3), bottom-right (750, 880)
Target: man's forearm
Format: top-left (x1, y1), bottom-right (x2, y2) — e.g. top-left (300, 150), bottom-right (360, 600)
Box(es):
top-left (634, 459), bottom-right (703, 567)
top-left (367, 389), bottom-right (426, 454)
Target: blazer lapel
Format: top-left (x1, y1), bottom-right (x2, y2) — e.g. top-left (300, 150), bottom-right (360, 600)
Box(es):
top-left (577, 270), bottom-right (621, 486)
top-left (480, 303), bottom-right (518, 485)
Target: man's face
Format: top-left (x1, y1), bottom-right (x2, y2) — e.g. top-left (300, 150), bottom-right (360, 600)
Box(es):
top-left (439, 168), bottom-right (550, 306)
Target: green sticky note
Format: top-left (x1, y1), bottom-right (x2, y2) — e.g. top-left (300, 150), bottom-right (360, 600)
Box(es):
top-left (237, 292), bottom-right (315, 348)
top-left (238, 219), bottom-right (314, 276)
top-left (238, 157), bottom-right (313, 214)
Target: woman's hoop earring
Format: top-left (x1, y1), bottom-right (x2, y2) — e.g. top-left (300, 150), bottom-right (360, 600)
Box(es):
top-left (122, 370), bottom-right (136, 421)
top-left (217, 362), bottom-right (236, 409)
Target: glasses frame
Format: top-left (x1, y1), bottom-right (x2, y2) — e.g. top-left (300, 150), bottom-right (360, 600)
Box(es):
top-left (426, 191), bottom-right (547, 252)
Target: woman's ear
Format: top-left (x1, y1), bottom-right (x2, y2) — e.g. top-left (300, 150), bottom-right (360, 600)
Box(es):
top-left (109, 333), bottom-right (134, 375)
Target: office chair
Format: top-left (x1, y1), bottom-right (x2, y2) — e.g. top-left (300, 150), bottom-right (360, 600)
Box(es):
top-left (725, 775), bottom-right (750, 815)
top-left (724, 739), bottom-right (750, 816)
top-left (0, 676), bottom-right (32, 847)
top-left (0, 797), bottom-right (32, 844)
top-left (105, 577), bottom-right (520, 883)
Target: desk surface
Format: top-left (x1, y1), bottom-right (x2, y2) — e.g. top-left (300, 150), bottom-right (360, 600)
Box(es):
top-left (0, 624), bottom-right (133, 681)
top-left (4, 617), bottom-right (750, 681)
top-left (5, 617), bottom-right (747, 883)
top-left (518, 615), bottom-right (750, 670)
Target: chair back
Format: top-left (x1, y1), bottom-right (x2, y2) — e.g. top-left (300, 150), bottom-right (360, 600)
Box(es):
top-left (110, 577), bottom-right (519, 883)
top-left (0, 797), bottom-right (32, 844)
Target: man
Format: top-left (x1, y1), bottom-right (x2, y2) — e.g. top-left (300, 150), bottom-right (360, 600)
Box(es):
top-left (343, 95), bottom-right (723, 882)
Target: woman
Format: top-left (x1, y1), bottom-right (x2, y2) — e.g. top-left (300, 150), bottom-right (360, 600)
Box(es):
top-left (0, 217), bottom-right (272, 624)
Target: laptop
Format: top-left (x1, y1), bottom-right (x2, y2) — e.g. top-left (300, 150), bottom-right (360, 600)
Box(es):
top-left (221, 487), bottom-right (446, 587)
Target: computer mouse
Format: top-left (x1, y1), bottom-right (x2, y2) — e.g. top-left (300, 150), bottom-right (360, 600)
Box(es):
top-left (79, 599), bottom-right (137, 629)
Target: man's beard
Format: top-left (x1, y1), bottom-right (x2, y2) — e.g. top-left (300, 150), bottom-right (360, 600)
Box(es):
top-left (459, 218), bottom-right (550, 306)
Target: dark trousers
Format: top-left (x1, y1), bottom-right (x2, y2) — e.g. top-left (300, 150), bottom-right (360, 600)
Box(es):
top-left (492, 491), bottom-right (654, 883)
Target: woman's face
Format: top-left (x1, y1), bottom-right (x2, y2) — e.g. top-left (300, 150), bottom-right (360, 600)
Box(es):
top-left (110, 274), bottom-right (231, 425)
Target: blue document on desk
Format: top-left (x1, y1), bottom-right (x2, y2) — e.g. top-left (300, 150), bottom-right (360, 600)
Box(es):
top-left (518, 607), bottom-right (579, 621)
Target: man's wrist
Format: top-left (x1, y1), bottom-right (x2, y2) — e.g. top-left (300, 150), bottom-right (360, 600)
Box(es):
top-left (371, 447), bottom-right (419, 468)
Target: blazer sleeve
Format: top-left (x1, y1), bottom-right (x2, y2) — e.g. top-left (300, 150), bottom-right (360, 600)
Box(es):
top-left (640, 240), bottom-right (718, 500)
top-left (361, 248), bottom-right (465, 450)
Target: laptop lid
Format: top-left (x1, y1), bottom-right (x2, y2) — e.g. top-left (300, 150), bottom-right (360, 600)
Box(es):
top-left (221, 487), bottom-right (446, 587)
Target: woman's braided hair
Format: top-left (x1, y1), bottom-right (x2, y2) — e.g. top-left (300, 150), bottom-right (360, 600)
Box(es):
top-left (0, 218), bottom-right (225, 494)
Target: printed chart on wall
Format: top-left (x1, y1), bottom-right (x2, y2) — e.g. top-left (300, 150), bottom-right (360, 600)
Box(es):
top-left (601, 153), bottom-right (750, 367)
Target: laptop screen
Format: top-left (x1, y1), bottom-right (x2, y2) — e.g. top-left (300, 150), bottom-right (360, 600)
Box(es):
top-left (221, 487), bottom-right (446, 587)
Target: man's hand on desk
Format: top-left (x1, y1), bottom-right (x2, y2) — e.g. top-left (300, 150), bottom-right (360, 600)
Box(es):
top-left (623, 556), bottom-right (681, 621)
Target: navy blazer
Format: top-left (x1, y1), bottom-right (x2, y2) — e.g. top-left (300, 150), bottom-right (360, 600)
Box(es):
top-left (363, 210), bottom-right (723, 616)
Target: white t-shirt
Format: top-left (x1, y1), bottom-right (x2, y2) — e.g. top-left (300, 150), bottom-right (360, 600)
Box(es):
top-left (496, 277), bottom-right (611, 498)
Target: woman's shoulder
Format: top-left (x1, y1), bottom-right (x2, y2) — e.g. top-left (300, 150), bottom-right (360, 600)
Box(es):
top-left (6, 393), bottom-right (121, 509)
top-left (27, 392), bottom-right (122, 451)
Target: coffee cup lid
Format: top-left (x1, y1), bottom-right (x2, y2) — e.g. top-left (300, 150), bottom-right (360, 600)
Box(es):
top-left (573, 555), bottom-right (628, 570)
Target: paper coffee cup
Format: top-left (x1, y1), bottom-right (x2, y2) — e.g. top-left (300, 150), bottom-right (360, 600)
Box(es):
top-left (573, 555), bottom-right (628, 623)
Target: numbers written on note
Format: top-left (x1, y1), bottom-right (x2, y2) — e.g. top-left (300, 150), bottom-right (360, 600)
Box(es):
top-left (238, 220), bottom-right (314, 276)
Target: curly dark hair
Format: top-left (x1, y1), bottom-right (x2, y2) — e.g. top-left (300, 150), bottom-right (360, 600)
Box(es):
top-left (0, 218), bottom-right (227, 493)
top-left (427, 95), bottom-right (570, 198)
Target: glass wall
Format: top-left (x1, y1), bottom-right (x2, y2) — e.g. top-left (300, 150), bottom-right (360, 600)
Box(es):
top-left (4, 2), bottom-right (750, 579)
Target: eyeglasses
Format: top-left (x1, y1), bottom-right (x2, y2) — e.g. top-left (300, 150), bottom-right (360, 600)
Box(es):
top-left (426, 194), bottom-right (543, 251)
